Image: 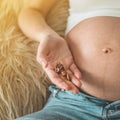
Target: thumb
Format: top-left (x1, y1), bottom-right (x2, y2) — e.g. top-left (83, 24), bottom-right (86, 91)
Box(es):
top-left (36, 52), bottom-right (48, 68)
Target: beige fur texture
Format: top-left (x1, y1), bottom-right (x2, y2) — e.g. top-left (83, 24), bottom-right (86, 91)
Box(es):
top-left (0, 0), bottom-right (69, 120)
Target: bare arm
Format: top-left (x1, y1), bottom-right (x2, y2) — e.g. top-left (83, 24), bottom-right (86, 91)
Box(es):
top-left (18, 0), bottom-right (58, 42)
top-left (18, 0), bottom-right (82, 93)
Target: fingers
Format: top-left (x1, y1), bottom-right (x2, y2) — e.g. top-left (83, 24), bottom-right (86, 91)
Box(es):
top-left (70, 63), bottom-right (82, 79)
top-left (67, 70), bottom-right (82, 88)
top-left (36, 43), bottom-right (82, 94)
top-left (44, 67), bottom-right (80, 94)
top-left (37, 56), bottom-right (82, 93)
top-left (37, 53), bottom-right (82, 94)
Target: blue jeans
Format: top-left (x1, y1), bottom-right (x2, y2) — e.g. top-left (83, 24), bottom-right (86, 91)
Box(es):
top-left (16, 86), bottom-right (120, 120)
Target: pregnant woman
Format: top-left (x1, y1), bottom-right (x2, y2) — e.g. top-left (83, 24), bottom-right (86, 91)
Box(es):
top-left (17, 0), bottom-right (120, 120)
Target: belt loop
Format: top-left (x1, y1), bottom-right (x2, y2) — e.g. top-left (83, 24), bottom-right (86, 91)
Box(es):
top-left (53, 88), bottom-right (60, 97)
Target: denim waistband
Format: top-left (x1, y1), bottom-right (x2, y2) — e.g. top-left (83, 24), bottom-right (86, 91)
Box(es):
top-left (49, 86), bottom-right (110, 105)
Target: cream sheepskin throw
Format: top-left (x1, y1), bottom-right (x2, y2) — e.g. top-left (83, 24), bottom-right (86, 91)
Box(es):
top-left (0, 0), bottom-right (69, 120)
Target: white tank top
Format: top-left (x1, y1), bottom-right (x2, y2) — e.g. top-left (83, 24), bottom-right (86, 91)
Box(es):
top-left (65, 0), bottom-right (120, 34)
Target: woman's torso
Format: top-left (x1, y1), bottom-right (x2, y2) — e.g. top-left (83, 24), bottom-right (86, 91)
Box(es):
top-left (66, 0), bottom-right (120, 101)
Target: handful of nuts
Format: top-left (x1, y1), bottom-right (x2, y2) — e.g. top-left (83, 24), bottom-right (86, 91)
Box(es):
top-left (55, 63), bottom-right (70, 81)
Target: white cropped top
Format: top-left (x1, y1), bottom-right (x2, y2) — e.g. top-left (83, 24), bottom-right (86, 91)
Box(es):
top-left (65, 0), bottom-right (120, 34)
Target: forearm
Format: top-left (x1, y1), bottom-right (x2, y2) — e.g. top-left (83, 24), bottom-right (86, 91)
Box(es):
top-left (18, 8), bottom-right (58, 42)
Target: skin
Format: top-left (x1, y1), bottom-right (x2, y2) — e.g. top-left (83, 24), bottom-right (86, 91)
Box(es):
top-left (18, 0), bottom-right (82, 94)
top-left (18, 0), bottom-right (120, 101)
top-left (67, 16), bottom-right (120, 101)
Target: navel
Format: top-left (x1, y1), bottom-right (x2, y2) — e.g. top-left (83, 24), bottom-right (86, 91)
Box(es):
top-left (102, 48), bottom-right (113, 54)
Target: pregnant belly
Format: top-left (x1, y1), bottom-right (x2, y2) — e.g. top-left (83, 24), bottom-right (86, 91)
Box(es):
top-left (66, 16), bottom-right (120, 101)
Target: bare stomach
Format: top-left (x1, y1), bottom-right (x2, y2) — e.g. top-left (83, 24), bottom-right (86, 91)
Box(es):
top-left (66, 16), bottom-right (120, 101)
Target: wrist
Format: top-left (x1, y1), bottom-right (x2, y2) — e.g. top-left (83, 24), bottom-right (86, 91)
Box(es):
top-left (38, 30), bottom-right (62, 42)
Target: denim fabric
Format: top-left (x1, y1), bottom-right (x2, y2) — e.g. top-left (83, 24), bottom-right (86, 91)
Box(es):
top-left (16, 86), bottom-right (120, 120)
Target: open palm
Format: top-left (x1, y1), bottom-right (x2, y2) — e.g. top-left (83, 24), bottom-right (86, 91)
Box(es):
top-left (37, 35), bottom-right (82, 93)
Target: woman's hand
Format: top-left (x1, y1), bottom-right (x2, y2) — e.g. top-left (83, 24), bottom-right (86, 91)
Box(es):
top-left (37, 34), bottom-right (82, 93)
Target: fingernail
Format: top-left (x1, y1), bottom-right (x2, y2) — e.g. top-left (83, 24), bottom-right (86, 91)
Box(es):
top-left (75, 73), bottom-right (80, 79)
top-left (72, 90), bottom-right (79, 94)
top-left (78, 74), bottom-right (82, 80)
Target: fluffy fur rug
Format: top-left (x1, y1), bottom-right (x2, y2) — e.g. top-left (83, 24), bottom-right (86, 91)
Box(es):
top-left (0, 0), bottom-right (69, 120)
